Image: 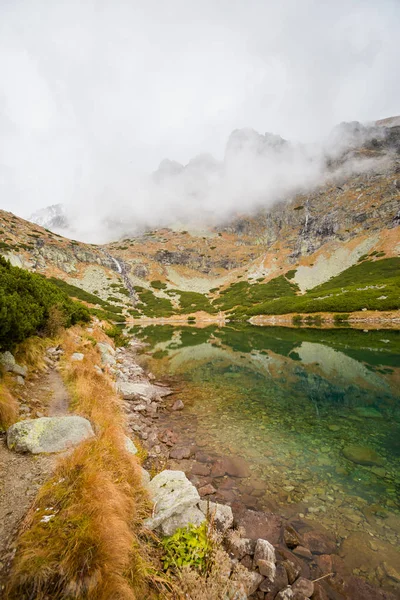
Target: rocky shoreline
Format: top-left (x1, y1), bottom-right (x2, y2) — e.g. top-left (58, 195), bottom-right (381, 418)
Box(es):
top-left (107, 341), bottom-right (399, 600)
top-left (250, 310), bottom-right (400, 330)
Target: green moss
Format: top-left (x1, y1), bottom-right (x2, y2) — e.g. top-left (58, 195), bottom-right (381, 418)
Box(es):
top-left (150, 280), bottom-right (168, 290)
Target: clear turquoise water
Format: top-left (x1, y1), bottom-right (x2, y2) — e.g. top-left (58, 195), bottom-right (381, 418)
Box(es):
top-left (131, 324), bottom-right (400, 582)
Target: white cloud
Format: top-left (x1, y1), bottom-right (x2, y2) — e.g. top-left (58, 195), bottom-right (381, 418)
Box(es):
top-left (0, 0), bottom-right (399, 235)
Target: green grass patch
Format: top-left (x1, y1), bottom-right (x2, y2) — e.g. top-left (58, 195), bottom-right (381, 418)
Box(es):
top-left (234, 258), bottom-right (400, 318)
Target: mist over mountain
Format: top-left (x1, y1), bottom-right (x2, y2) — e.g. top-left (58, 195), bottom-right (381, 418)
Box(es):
top-left (30, 119), bottom-right (398, 242)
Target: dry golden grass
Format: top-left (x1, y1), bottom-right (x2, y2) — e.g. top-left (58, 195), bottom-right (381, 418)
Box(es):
top-left (0, 379), bottom-right (18, 430)
top-left (14, 336), bottom-right (49, 372)
top-left (5, 326), bottom-right (161, 600)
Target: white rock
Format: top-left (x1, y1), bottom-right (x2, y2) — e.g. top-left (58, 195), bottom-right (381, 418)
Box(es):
top-left (275, 586), bottom-right (294, 600)
top-left (97, 342), bottom-right (115, 355)
top-left (253, 539), bottom-right (276, 583)
top-left (198, 500), bottom-right (233, 532)
top-left (141, 467), bottom-right (151, 487)
top-left (118, 381), bottom-right (170, 400)
top-left (160, 505), bottom-right (205, 536)
top-left (144, 470), bottom-right (200, 532)
top-left (71, 352), bottom-right (84, 361)
top-left (7, 416), bottom-right (95, 454)
top-left (124, 436), bottom-right (138, 455)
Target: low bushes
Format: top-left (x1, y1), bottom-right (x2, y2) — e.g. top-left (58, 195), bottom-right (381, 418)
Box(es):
top-left (234, 258), bottom-right (400, 317)
top-left (0, 257), bottom-right (90, 350)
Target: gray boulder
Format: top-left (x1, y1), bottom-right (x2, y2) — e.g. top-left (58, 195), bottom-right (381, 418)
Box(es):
top-left (198, 500), bottom-right (233, 532)
top-left (0, 351), bottom-right (16, 371)
top-left (253, 538), bottom-right (276, 583)
top-left (144, 470), bottom-right (202, 534)
top-left (0, 351), bottom-right (27, 377)
top-left (160, 505), bottom-right (205, 536)
top-left (7, 416), bottom-right (95, 454)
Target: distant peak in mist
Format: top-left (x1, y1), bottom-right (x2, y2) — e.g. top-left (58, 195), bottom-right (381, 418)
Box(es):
top-left (29, 118), bottom-right (400, 244)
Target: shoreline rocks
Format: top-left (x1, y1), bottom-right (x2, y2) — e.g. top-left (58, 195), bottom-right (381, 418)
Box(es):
top-left (113, 342), bottom-right (399, 600)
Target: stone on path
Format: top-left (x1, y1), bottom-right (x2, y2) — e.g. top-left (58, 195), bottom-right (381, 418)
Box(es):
top-left (144, 470), bottom-right (203, 535)
top-left (7, 416), bottom-right (95, 454)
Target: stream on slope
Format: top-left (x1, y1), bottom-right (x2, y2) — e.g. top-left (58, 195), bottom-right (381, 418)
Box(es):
top-left (130, 323), bottom-right (400, 590)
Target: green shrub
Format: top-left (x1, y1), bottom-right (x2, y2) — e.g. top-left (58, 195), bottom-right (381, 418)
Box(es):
top-left (103, 324), bottom-right (128, 347)
top-left (285, 269), bottom-right (296, 280)
top-left (150, 280), bottom-right (168, 290)
top-left (161, 522), bottom-right (213, 573)
top-left (0, 257), bottom-right (90, 350)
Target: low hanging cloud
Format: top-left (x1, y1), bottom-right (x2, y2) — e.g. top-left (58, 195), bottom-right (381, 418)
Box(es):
top-left (0, 0), bottom-right (399, 242)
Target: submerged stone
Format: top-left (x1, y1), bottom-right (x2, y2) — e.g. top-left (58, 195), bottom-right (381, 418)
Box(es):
top-left (342, 445), bottom-right (384, 466)
top-left (353, 407), bottom-right (383, 419)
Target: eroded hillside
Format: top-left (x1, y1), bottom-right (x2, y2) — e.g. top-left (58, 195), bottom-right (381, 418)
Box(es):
top-left (1, 124), bottom-right (399, 321)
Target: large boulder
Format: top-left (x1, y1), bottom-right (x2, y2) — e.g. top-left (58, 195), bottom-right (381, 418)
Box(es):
top-left (159, 505), bottom-right (205, 536)
top-left (144, 470), bottom-right (204, 535)
top-left (342, 444), bottom-right (384, 466)
top-left (7, 416), bottom-right (95, 454)
top-left (198, 500), bottom-right (233, 532)
top-left (0, 351), bottom-right (27, 377)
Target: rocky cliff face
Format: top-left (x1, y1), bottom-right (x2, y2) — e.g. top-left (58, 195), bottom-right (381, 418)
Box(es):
top-left (1, 120), bottom-right (399, 305)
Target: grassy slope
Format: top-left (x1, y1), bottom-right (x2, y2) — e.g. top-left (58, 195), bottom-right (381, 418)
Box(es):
top-left (128, 257), bottom-right (399, 320)
top-left (5, 327), bottom-right (158, 600)
top-left (233, 257), bottom-right (400, 317)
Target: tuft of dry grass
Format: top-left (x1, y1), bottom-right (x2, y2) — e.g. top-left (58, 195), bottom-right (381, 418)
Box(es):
top-left (14, 336), bottom-right (49, 372)
top-left (0, 379), bottom-right (18, 430)
top-left (5, 326), bottom-right (160, 600)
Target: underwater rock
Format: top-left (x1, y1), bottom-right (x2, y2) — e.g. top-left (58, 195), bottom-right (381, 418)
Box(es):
top-left (342, 444), bottom-right (384, 466)
top-left (353, 407), bottom-right (383, 419)
top-left (302, 531), bottom-right (336, 555)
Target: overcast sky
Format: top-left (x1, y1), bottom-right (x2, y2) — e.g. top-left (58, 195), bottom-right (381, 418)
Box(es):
top-left (0, 0), bottom-right (399, 221)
